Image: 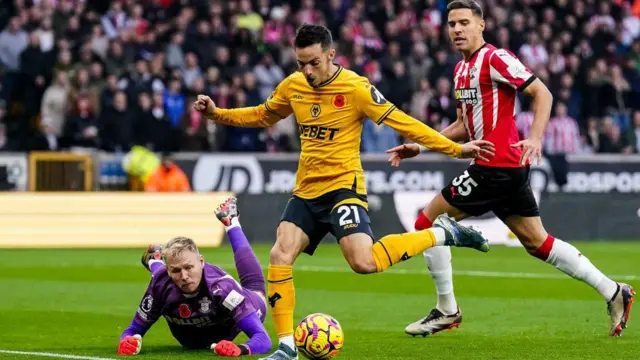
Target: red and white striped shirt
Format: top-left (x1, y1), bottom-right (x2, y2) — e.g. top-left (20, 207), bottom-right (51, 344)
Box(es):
top-left (544, 116), bottom-right (581, 154)
top-left (453, 43), bottom-right (536, 167)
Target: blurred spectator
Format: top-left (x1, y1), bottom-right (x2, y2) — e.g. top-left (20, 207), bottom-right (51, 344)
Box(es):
top-left (361, 120), bottom-right (400, 153)
top-left (20, 32), bottom-right (48, 118)
top-left (254, 53), bottom-right (284, 101)
top-left (165, 32), bottom-right (185, 70)
top-left (179, 96), bottom-right (210, 152)
top-left (599, 116), bottom-right (632, 153)
top-left (237, 0), bottom-right (264, 34)
top-left (220, 90), bottom-right (265, 152)
top-left (407, 42), bottom-right (432, 92)
top-left (0, 18), bottom-right (28, 101)
top-left (100, 91), bottom-right (134, 152)
top-left (164, 78), bottom-right (185, 128)
top-left (40, 70), bottom-right (70, 139)
top-left (144, 154), bottom-right (191, 192)
top-left (135, 91), bottom-right (173, 152)
top-left (624, 110), bottom-right (640, 153)
top-left (545, 102), bottom-right (581, 155)
top-left (63, 94), bottom-right (100, 150)
top-left (427, 77), bottom-right (456, 130)
top-left (182, 52), bottom-right (202, 91)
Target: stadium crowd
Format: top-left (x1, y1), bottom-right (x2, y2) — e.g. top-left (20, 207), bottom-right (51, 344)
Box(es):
top-left (0, 0), bottom-right (639, 155)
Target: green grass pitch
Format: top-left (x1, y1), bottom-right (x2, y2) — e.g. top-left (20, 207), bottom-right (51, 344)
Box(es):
top-left (0, 242), bottom-right (637, 360)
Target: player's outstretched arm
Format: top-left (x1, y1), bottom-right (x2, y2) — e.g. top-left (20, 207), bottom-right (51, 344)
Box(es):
top-left (511, 78), bottom-right (553, 165)
top-left (382, 111), bottom-right (495, 161)
top-left (193, 78), bottom-right (293, 128)
top-left (118, 320), bottom-right (150, 355)
top-left (357, 80), bottom-right (493, 161)
top-left (211, 313), bottom-right (271, 357)
top-left (117, 288), bottom-right (159, 355)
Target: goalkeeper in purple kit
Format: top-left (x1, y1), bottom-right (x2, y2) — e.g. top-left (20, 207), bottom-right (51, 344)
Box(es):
top-left (118, 197), bottom-right (271, 357)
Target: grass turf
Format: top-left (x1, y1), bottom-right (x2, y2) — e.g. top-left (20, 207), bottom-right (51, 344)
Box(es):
top-left (0, 242), bottom-right (637, 360)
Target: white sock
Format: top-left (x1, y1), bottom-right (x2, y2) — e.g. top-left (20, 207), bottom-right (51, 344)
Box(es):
top-left (431, 228), bottom-right (447, 246)
top-left (546, 238), bottom-right (618, 301)
top-left (225, 217), bottom-right (241, 231)
top-left (424, 246), bottom-right (458, 315)
top-left (279, 335), bottom-right (295, 350)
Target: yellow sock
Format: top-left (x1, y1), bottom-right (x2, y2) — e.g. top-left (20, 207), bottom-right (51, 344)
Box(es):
top-left (267, 264), bottom-right (295, 337)
top-left (372, 230), bottom-right (437, 272)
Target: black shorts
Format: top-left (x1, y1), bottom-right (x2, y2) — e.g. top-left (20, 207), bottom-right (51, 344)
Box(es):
top-left (441, 164), bottom-right (539, 220)
top-left (280, 189), bottom-right (374, 255)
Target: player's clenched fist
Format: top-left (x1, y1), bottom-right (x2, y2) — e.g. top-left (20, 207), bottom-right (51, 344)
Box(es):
top-left (193, 95), bottom-right (216, 117)
top-left (211, 340), bottom-right (249, 357)
top-left (118, 334), bottom-right (142, 355)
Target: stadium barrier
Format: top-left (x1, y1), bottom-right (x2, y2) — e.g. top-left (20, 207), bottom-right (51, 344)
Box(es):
top-left (0, 192), bottom-right (233, 248)
top-left (28, 152), bottom-right (93, 191)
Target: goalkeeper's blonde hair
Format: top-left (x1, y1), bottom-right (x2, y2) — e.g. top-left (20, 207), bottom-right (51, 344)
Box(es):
top-left (163, 236), bottom-right (199, 260)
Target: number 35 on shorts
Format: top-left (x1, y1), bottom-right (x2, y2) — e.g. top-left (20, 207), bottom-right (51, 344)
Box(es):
top-left (452, 170), bottom-right (479, 196)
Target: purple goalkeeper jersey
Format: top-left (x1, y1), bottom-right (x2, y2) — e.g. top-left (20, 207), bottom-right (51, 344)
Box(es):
top-left (134, 263), bottom-right (267, 349)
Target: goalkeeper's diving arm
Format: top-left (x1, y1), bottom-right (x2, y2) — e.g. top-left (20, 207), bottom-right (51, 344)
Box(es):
top-left (234, 312), bottom-right (272, 355)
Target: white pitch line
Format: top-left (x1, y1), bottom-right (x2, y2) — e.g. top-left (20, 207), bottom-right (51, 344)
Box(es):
top-left (215, 263), bottom-right (640, 281)
top-left (0, 350), bottom-right (116, 360)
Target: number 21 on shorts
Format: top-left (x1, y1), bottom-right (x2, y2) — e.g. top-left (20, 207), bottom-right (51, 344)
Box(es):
top-left (337, 205), bottom-right (361, 226)
top-left (452, 170), bottom-right (478, 197)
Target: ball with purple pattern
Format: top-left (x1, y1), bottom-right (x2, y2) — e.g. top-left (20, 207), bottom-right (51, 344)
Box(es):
top-left (294, 313), bottom-right (344, 359)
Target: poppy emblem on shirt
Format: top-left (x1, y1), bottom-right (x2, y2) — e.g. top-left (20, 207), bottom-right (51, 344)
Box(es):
top-left (179, 304), bottom-right (191, 318)
top-left (333, 94), bottom-right (346, 108)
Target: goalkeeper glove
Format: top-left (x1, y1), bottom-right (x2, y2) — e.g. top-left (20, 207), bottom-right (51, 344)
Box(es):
top-left (211, 340), bottom-right (250, 357)
top-left (118, 334), bottom-right (142, 355)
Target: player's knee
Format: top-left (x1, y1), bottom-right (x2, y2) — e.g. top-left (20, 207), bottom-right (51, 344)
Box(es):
top-left (505, 216), bottom-right (547, 251)
top-left (269, 241), bottom-right (296, 265)
top-left (346, 254), bottom-right (377, 274)
top-left (270, 223), bottom-right (301, 265)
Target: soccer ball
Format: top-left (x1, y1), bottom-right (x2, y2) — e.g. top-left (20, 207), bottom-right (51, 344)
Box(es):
top-left (294, 313), bottom-right (344, 359)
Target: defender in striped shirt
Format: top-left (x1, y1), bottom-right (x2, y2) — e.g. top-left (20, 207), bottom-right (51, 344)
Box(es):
top-left (387, 0), bottom-right (634, 338)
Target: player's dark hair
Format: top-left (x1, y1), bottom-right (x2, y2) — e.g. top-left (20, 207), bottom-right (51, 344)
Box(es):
top-left (294, 24), bottom-right (333, 51)
top-left (447, 0), bottom-right (484, 18)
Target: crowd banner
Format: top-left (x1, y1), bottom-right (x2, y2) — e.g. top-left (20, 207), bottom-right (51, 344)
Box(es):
top-left (0, 192), bottom-right (233, 248)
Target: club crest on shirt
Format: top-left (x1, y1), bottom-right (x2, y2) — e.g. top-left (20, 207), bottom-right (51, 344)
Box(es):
top-left (469, 67), bottom-right (478, 80)
top-left (310, 104), bottom-right (321, 118)
top-left (199, 297), bottom-right (212, 313)
top-left (179, 304), bottom-right (191, 318)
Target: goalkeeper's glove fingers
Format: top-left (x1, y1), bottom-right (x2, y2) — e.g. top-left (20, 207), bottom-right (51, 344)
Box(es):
top-left (211, 340), bottom-right (249, 357)
top-left (118, 334), bottom-right (142, 355)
